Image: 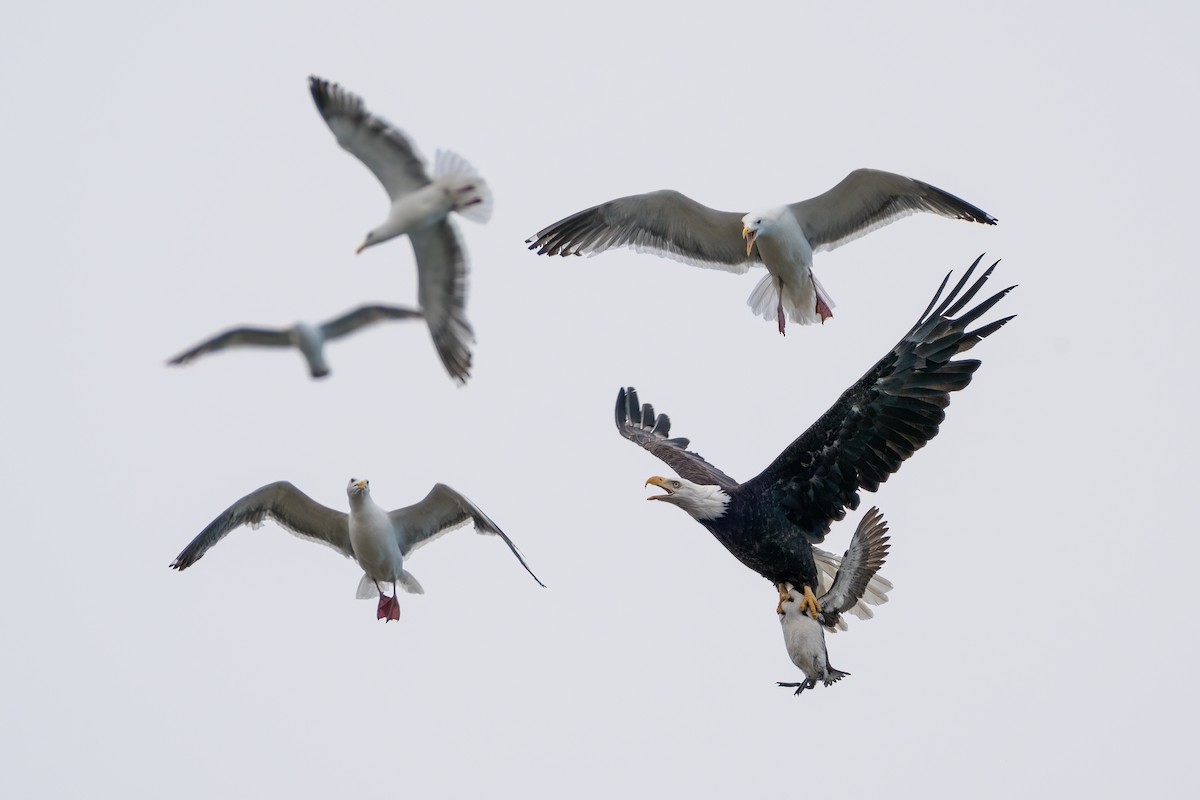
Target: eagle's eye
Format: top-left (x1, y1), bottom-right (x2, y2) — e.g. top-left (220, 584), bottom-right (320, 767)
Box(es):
top-left (672, 480), bottom-right (681, 489)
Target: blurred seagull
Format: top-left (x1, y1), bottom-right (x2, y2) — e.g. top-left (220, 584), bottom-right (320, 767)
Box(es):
top-left (169, 479), bottom-right (544, 621)
top-left (528, 169), bottom-right (995, 333)
top-left (166, 304), bottom-right (422, 379)
top-left (617, 256), bottom-right (1012, 621)
top-left (776, 507), bottom-right (891, 696)
top-left (309, 75), bottom-right (492, 384)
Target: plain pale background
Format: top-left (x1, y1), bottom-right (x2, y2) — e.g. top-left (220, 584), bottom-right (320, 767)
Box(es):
top-left (3, 2), bottom-right (1197, 797)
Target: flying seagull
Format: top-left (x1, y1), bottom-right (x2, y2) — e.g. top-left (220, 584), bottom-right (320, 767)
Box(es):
top-left (616, 255), bottom-right (1013, 619)
top-left (309, 75), bottom-right (492, 384)
top-left (527, 169), bottom-right (996, 334)
top-left (777, 507), bottom-right (890, 697)
top-left (166, 304), bottom-right (423, 379)
top-left (169, 479), bottom-right (544, 621)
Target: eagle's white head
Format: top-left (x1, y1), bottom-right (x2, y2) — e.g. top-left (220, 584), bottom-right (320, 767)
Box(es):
top-left (644, 475), bottom-right (731, 521)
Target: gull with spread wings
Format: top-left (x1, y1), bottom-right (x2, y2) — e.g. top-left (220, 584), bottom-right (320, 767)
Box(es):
top-left (169, 479), bottom-right (543, 621)
top-left (309, 76), bottom-right (491, 383)
top-left (166, 304), bottom-right (422, 379)
top-left (529, 170), bottom-right (995, 333)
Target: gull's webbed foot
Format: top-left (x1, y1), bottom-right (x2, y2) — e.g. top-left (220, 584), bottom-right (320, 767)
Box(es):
top-left (777, 680), bottom-right (815, 696)
top-left (376, 593), bottom-right (401, 622)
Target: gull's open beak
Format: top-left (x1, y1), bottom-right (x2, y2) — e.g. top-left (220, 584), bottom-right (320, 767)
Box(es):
top-left (355, 242), bottom-right (368, 255)
top-left (353, 480), bottom-right (368, 490)
top-left (645, 476), bottom-right (673, 501)
top-left (742, 225), bottom-right (756, 256)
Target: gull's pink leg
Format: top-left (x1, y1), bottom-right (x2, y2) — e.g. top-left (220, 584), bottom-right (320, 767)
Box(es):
top-left (386, 590), bottom-right (400, 622)
top-left (776, 277), bottom-right (787, 336)
top-left (813, 277), bottom-right (833, 323)
top-left (376, 592), bottom-right (390, 620)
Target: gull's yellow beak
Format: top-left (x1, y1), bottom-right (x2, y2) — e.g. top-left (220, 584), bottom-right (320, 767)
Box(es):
top-left (353, 480), bottom-right (368, 490)
top-left (645, 476), bottom-right (672, 501)
top-left (742, 225), bottom-right (756, 256)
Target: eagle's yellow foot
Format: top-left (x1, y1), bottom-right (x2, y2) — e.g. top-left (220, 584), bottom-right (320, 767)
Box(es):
top-left (799, 584), bottom-right (821, 620)
top-left (775, 583), bottom-right (790, 615)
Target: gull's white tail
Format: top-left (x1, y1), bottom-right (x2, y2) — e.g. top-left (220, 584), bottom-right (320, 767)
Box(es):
top-left (746, 273), bottom-right (836, 326)
top-left (434, 149), bottom-right (493, 224)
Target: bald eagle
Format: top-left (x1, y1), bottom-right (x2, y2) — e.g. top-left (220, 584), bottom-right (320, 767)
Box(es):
top-left (617, 255), bottom-right (1013, 617)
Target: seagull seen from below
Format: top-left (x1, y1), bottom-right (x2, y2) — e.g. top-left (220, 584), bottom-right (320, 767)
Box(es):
top-left (169, 479), bottom-right (543, 621)
top-left (616, 255), bottom-right (1013, 621)
top-left (528, 169), bottom-right (996, 334)
top-left (776, 507), bottom-right (890, 696)
top-left (309, 75), bottom-right (492, 384)
top-left (166, 304), bottom-right (423, 379)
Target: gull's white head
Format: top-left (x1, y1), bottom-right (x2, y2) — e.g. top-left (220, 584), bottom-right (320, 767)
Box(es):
top-left (741, 207), bottom-right (786, 256)
top-left (346, 477), bottom-right (371, 497)
top-left (644, 475), bottom-right (731, 521)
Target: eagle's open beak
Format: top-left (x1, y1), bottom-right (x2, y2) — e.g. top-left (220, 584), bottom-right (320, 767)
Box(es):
top-left (742, 225), bottom-right (756, 256)
top-left (645, 476), bottom-right (673, 501)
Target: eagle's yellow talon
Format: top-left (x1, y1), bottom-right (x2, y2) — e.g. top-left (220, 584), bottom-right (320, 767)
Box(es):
top-left (775, 583), bottom-right (789, 615)
top-left (799, 584), bottom-right (821, 619)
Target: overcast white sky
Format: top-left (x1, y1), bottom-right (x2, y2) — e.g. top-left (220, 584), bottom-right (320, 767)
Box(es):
top-left (4, 2), bottom-right (1198, 797)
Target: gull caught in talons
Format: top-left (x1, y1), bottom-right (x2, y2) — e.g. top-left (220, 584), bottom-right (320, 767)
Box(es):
top-left (528, 169), bottom-right (996, 334)
top-left (169, 479), bottom-right (543, 621)
top-left (776, 507), bottom-right (891, 697)
top-left (309, 76), bottom-right (492, 383)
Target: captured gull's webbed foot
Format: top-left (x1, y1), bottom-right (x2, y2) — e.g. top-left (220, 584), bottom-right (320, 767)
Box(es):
top-left (777, 680), bottom-right (816, 696)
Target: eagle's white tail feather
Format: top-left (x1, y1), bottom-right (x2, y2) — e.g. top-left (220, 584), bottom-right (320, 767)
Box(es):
top-left (434, 149), bottom-right (492, 224)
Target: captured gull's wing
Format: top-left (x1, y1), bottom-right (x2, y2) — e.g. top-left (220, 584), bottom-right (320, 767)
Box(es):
top-left (169, 481), bottom-right (352, 570)
top-left (318, 304), bottom-right (423, 341)
top-left (788, 168), bottom-right (997, 254)
top-left (167, 327), bottom-right (292, 366)
top-left (390, 484), bottom-right (544, 587)
top-left (527, 190), bottom-right (759, 273)
top-left (813, 546), bottom-right (893, 631)
top-left (308, 76), bottom-right (430, 202)
top-left (817, 507), bottom-right (891, 629)
top-left (411, 221), bottom-right (473, 384)
top-left (614, 387), bottom-right (740, 492)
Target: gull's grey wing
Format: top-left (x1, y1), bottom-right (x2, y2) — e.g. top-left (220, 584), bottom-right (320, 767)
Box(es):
top-left (739, 256), bottom-right (1014, 543)
top-left (818, 507), bottom-right (891, 628)
top-left (309, 76), bottom-right (430, 202)
top-left (614, 387), bottom-right (740, 492)
top-left (411, 221), bottom-right (473, 384)
top-left (526, 190), bottom-right (759, 273)
top-left (390, 484), bottom-right (544, 587)
top-left (318, 304), bottom-right (423, 341)
top-left (788, 169), bottom-right (997, 254)
top-left (813, 545), bottom-right (893, 632)
top-left (169, 481), bottom-right (352, 570)
top-left (166, 327), bottom-right (292, 366)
